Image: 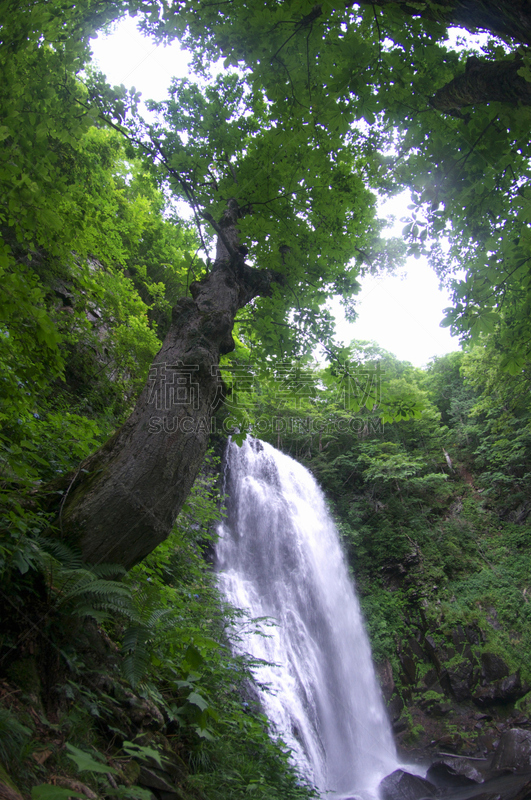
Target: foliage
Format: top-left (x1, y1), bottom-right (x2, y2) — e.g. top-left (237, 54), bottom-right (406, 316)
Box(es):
top-left (3, 0), bottom-right (531, 781)
top-left (0, 707), bottom-right (32, 768)
top-left (137, 0), bottom-right (531, 364)
top-left (0, 457), bottom-right (316, 800)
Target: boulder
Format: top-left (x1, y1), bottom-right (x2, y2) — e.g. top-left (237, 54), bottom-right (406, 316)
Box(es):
top-left (514, 778), bottom-right (531, 799)
top-left (400, 654), bottom-right (417, 686)
top-left (447, 659), bottom-right (478, 701)
top-left (376, 658), bottom-right (395, 701)
top-left (379, 769), bottom-right (437, 800)
top-left (451, 625), bottom-right (471, 653)
top-left (491, 729), bottom-right (531, 772)
top-left (474, 674), bottom-right (529, 707)
top-left (120, 690), bottom-right (165, 730)
top-left (481, 653), bottom-right (510, 683)
top-left (0, 764), bottom-right (24, 800)
top-left (387, 691), bottom-right (405, 721)
top-left (470, 775), bottom-right (531, 800)
top-left (426, 758), bottom-right (484, 789)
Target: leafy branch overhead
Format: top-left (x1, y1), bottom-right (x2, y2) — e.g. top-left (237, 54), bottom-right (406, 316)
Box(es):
top-left (136, 0), bottom-right (531, 363)
top-left (3, 0), bottom-right (531, 566)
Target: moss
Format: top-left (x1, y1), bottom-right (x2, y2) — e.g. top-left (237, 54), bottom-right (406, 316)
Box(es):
top-left (0, 763), bottom-right (24, 800)
top-left (6, 658), bottom-right (41, 698)
top-left (422, 689), bottom-right (445, 702)
top-left (120, 759), bottom-right (141, 785)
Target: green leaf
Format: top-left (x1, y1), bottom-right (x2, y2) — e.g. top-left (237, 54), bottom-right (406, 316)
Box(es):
top-left (32, 787), bottom-right (85, 800)
top-left (65, 743), bottom-right (119, 775)
top-left (122, 741), bottom-right (164, 768)
top-left (187, 691), bottom-right (208, 711)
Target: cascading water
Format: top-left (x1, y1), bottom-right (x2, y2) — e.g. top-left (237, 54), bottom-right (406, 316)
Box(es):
top-left (216, 438), bottom-right (398, 800)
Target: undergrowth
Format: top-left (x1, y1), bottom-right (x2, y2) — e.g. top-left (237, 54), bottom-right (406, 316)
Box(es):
top-left (0, 459), bottom-right (316, 800)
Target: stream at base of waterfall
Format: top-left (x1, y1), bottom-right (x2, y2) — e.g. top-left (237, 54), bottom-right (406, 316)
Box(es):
top-left (216, 438), bottom-right (398, 800)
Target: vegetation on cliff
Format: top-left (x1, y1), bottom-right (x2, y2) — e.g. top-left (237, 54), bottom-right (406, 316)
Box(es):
top-left (254, 342), bottom-right (531, 754)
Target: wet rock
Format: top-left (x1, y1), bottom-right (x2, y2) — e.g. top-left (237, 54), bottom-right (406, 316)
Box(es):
top-left (0, 764), bottom-right (24, 800)
top-left (379, 768), bottom-right (437, 800)
top-left (491, 729), bottom-right (531, 772)
top-left (121, 691), bottom-right (165, 730)
top-left (486, 607), bottom-right (502, 631)
top-left (423, 636), bottom-right (443, 672)
top-left (139, 766), bottom-right (177, 793)
top-left (407, 637), bottom-right (427, 661)
top-left (426, 758), bottom-right (484, 789)
top-left (376, 659), bottom-right (395, 701)
top-left (513, 778), bottom-right (531, 799)
top-left (474, 674), bottom-right (529, 707)
top-left (481, 653), bottom-right (510, 683)
top-left (422, 669), bottom-right (439, 689)
top-left (447, 659), bottom-right (478, 701)
top-left (400, 654), bottom-right (417, 686)
top-left (393, 717), bottom-right (408, 734)
top-left (424, 701), bottom-right (453, 718)
top-left (465, 625), bottom-right (482, 646)
top-left (469, 774), bottom-right (531, 800)
top-left (452, 625), bottom-right (468, 652)
top-left (387, 691), bottom-right (405, 722)
top-left (434, 733), bottom-right (465, 753)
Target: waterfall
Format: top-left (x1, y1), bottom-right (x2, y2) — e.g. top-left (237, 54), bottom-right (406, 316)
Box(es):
top-left (216, 438), bottom-right (397, 800)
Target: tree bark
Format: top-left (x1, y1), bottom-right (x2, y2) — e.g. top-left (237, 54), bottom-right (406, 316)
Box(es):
top-left (430, 56), bottom-right (531, 113)
top-left (354, 1), bottom-right (531, 46)
top-left (52, 202), bottom-right (280, 570)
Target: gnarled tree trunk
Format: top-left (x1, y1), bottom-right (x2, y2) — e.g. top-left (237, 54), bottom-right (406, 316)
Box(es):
top-left (430, 56), bottom-right (531, 114)
top-left (52, 203), bottom-right (279, 570)
top-left (354, 0), bottom-right (531, 46)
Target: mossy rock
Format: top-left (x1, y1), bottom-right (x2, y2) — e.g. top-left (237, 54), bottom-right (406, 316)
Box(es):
top-left (6, 658), bottom-right (41, 698)
top-left (0, 763), bottom-right (24, 800)
top-left (120, 759), bottom-right (141, 786)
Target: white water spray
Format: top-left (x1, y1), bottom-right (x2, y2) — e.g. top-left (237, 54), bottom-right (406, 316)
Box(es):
top-left (216, 438), bottom-right (397, 799)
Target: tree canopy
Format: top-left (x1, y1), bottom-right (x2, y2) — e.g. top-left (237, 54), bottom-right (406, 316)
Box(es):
top-left (2, 0), bottom-right (531, 567)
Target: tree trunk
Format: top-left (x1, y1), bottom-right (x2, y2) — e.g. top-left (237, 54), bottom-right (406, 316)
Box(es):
top-left (52, 203), bottom-right (280, 570)
top-left (354, 0), bottom-right (531, 46)
top-left (430, 56), bottom-right (531, 113)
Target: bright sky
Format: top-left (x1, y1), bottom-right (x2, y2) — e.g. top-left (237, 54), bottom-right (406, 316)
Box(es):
top-left (90, 17), bottom-right (460, 368)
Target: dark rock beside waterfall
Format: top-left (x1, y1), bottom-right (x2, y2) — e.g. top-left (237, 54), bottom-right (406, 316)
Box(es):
top-left (426, 757), bottom-right (484, 788)
top-left (491, 729), bottom-right (531, 772)
top-left (481, 652), bottom-right (510, 683)
top-left (376, 658), bottom-right (396, 700)
top-left (446, 657), bottom-right (480, 701)
top-left (473, 673), bottom-right (529, 707)
top-left (379, 769), bottom-right (437, 800)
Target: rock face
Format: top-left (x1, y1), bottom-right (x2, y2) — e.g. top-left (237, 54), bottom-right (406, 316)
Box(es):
top-left (379, 769), bottom-right (437, 800)
top-left (380, 615), bottom-right (531, 760)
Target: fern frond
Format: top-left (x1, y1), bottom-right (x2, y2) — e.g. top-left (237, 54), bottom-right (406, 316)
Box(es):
top-left (122, 624), bottom-right (151, 688)
top-left (34, 536), bottom-right (84, 569)
top-left (90, 563), bottom-right (126, 580)
top-left (62, 578), bottom-right (132, 602)
top-left (145, 607), bottom-right (175, 630)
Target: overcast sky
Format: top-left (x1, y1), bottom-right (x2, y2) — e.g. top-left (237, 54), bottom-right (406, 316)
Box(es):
top-left (89, 17), bottom-right (460, 368)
